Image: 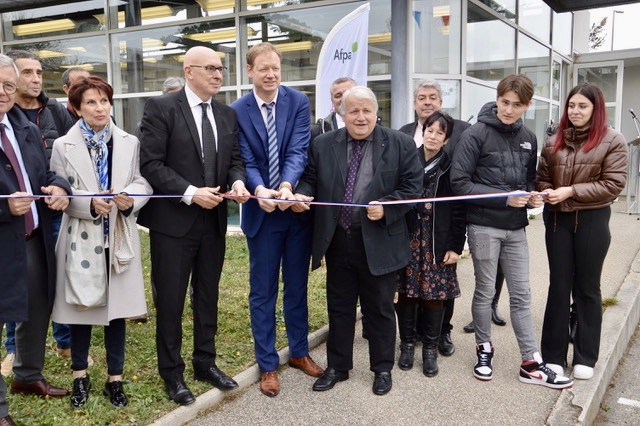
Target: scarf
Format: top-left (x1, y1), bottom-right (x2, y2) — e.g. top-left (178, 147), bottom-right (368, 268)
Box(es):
top-left (80, 118), bottom-right (111, 192)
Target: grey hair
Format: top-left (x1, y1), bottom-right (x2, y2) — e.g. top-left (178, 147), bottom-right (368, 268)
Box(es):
top-left (330, 77), bottom-right (356, 94)
top-left (0, 54), bottom-right (19, 77)
top-left (162, 76), bottom-right (185, 94)
top-left (414, 79), bottom-right (442, 102)
top-left (337, 86), bottom-right (378, 116)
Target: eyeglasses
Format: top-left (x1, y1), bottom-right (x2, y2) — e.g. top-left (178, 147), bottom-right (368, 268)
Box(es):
top-left (0, 81), bottom-right (17, 95)
top-left (189, 65), bottom-right (227, 74)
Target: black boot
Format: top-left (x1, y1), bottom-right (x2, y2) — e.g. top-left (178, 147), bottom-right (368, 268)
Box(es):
top-left (395, 302), bottom-right (417, 370)
top-left (492, 266), bottom-right (507, 326)
top-left (421, 306), bottom-right (444, 377)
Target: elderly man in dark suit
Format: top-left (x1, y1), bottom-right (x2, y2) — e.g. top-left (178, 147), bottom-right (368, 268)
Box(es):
top-left (0, 54), bottom-right (71, 426)
top-left (138, 46), bottom-right (249, 406)
top-left (293, 86), bottom-right (422, 396)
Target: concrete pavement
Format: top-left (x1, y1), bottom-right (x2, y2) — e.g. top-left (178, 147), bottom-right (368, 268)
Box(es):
top-left (152, 200), bottom-right (640, 426)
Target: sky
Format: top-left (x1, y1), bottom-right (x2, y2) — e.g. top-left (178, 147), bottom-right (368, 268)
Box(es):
top-left (589, 3), bottom-right (640, 51)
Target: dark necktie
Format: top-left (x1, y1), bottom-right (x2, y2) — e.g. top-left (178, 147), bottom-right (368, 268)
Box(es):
top-left (339, 140), bottom-right (364, 230)
top-left (264, 102), bottom-right (280, 189)
top-left (201, 102), bottom-right (217, 187)
top-left (1, 123), bottom-right (35, 235)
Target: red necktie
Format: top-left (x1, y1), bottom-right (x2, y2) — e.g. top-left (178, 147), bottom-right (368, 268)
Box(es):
top-left (1, 123), bottom-right (35, 235)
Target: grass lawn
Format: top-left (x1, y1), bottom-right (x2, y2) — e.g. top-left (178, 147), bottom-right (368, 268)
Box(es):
top-left (4, 231), bottom-right (328, 425)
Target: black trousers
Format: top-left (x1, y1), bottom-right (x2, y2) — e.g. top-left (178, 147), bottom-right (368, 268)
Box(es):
top-left (325, 228), bottom-right (397, 373)
top-left (150, 210), bottom-right (224, 382)
top-left (541, 207), bottom-right (611, 367)
top-left (71, 319), bottom-right (125, 375)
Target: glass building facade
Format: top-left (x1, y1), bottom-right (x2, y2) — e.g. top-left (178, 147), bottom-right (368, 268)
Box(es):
top-left (0, 0), bottom-right (575, 226)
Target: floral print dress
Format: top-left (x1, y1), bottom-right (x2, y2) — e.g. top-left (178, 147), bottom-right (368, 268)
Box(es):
top-left (397, 161), bottom-right (460, 301)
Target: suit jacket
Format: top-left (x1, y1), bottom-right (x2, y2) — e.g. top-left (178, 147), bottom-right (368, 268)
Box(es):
top-left (138, 88), bottom-right (245, 237)
top-left (231, 85), bottom-right (311, 238)
top-left (295, 125), bottom-right (423, 276)
top-left (399, 118), bottom-right (471, 154)
top-left (0, 108), bottom-right (71, 323)
top-left (50, 122), bottom-right (151, 325)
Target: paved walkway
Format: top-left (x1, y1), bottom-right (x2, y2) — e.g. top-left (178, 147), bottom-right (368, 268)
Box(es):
top-left (152, 200), bottom-right (640, 426)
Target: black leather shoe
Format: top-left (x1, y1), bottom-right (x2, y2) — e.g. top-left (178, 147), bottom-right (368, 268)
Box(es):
top-left (438, 333), bottom-right (455, 357)
top-left (491, 305), bottom-right (507, 326)
top-left (70, 375), bottom-right (91, 409)
top-left (103, 380), bottom-right (128, 408)
top-left (463, 321), bottom-right (475, 333)
top-left (372, 371), bottom-right (392, 395)
top-left (194, 365), bottom-right (238, 391)
top-left (165, 379), bottom-right (195, 406)
top-left (312, 368), bottom-right (349, 391)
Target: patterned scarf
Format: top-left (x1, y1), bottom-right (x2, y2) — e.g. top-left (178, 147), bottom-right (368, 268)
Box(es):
top-left (80, 118), bottom-right (111, 192)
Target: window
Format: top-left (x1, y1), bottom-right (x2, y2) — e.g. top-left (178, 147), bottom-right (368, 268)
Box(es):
top-left (413, 0), bottom-right (462, 74)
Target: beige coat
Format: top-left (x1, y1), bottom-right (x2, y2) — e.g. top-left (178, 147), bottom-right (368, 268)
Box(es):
top-left (50, 121), bottom-right (152, 325)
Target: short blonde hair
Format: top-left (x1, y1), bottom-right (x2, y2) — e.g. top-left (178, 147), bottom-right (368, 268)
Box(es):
top-left (246, 42), bottom-right (282, 67)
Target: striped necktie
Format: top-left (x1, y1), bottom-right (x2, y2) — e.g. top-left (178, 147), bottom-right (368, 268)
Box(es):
top-left (264, 102), bottom-right (279, 189)
top-left (1, 123), bottom-right (35, 235)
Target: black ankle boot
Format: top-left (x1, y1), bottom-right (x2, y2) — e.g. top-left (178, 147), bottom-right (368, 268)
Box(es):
top-left (422, 346), bottom-right (438, 377)
top-left (398, 342), bottom-right (415, 370)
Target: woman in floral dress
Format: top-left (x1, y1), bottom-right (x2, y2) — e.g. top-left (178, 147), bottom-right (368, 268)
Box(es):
top-left (396, 111), bottom-right (466, 377)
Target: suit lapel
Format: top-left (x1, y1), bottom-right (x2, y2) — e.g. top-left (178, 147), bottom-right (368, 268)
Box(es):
top-left (332, 129), bottom-right (348, 189)
top-left (246, 94), bottom-right (268, 151)
top-left (12, 121), bottom-right (39, 192)
top-left (371, 125), bottom-right (385, 174)
top-left (64, 134), bottom-right (100, 192)
top-left (110, 128), bottom-right (132, 192)
top-left (275, 86), bottom-right (288, 148)
top-left (177, 92), bottom-right (203, 160)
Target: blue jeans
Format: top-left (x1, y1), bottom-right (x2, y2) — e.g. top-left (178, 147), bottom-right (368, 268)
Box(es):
top-left (467, 224), bottom-right (538, 361)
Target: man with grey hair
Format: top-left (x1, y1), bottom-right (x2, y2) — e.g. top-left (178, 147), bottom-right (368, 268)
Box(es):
top-left (0, 53), bottom-right (71, 425)
top-left (311, 77), bottom-right (356, 138)
top-left (161, 76), bottom-right (185, 94)
top-left (397, 79), bottom-right (471, 361)
top-left (294, 86), bottom-right (422, 395)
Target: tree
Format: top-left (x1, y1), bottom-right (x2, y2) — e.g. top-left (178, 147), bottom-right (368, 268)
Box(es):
top-left (589, 16), bottom-right (608, 50)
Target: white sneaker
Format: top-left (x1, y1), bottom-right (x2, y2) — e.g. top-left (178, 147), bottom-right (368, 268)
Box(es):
top-left (1, 353), bottom-right (15, 377)
top-left (546, 363), bottom-right (565, 376)
top-left (573, 364), bottom-right (594, 380)
top-left (519, 353), bottom-right (573, 390)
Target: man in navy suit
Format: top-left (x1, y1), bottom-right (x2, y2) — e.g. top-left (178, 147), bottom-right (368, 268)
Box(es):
top-left (0, 54), bottom-right (71, 426)
top-left (139, 46), bottom-right (249, 406)
top-left (231, 42), bottom-right (323, 397)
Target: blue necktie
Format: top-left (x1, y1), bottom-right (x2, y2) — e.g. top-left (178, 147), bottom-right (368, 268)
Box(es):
top-left (264, 102), bottom-right (279, 189)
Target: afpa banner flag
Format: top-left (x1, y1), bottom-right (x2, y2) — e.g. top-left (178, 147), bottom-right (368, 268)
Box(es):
top-left (315, 3), bottom-right (370, 120)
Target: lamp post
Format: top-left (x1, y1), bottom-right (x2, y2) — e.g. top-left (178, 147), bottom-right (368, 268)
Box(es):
top-left (612, 10), bottom-right (624, 50)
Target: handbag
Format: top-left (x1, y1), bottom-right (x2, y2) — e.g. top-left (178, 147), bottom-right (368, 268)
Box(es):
top-left (64, 216), bottom-right (107, 310)
top-left (113, 212), bottom-right (135, 274)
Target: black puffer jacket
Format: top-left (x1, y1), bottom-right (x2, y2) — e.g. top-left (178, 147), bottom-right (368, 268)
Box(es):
top-left (450, 101), bottom-right (538, 230)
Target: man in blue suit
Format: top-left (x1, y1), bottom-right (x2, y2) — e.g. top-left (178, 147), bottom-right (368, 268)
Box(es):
top-left (231, 42), bottom-right (323, 397)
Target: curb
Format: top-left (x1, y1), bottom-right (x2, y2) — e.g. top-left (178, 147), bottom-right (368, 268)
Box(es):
top-left (546, 248), bottom-right (640, 425)
top-left (151, 324), bottom-right (330, 426)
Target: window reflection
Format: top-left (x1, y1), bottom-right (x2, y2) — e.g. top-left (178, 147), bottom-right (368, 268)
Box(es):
top-left (523, 99), bottom-right (550, 144)
top-left (552, 12), bottom-right (572, 56)
top-left (475, 0), bottom-right (516, 21)
top-left (9, 37), bottom-right (108, 97)
top-left (467, 2), bottom-right (515, 82)
top-left (577, 67), bottom-right (618, 101)
top-left (413, 0), bottom-right (462, 74)
top-left (465, 82), bottom-right (496, 123)
top-left (518, 0), bottom-right (551, 44)
top-left (518, 35), bottom-right (550, 98)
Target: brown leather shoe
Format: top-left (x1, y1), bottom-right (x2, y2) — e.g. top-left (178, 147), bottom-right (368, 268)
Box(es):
top-left (288, 356), bottom-right (324, 378)
top-left (11, 378), bottom-right (70, 397)
top-left (0, 415), bottom-right (17, 426)
top-left (260, 371), bottom-right (279, 397)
